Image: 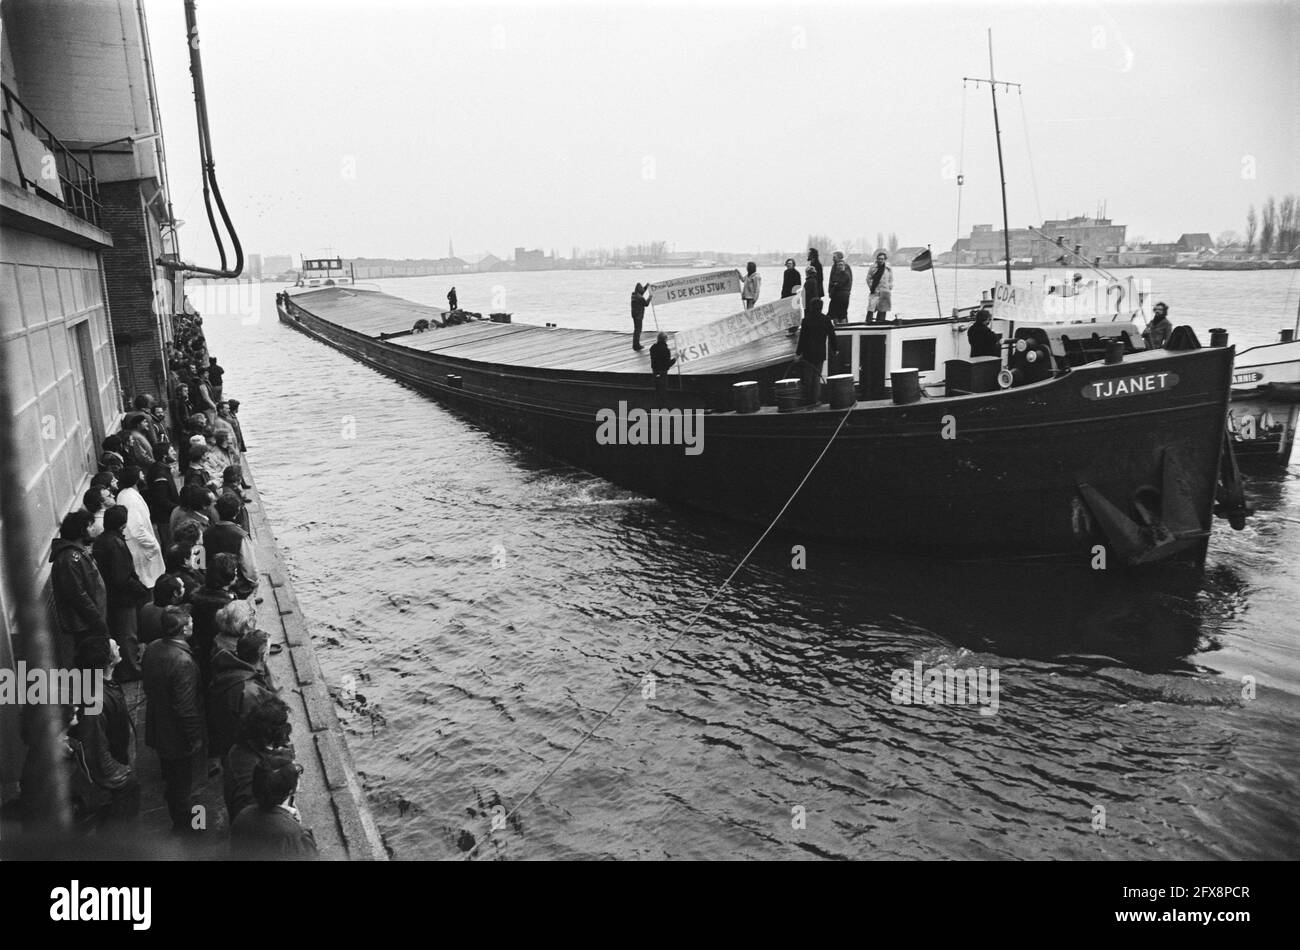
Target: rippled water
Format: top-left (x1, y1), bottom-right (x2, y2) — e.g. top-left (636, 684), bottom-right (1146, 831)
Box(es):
top-left (193, 268), bottom-right (1300, 860)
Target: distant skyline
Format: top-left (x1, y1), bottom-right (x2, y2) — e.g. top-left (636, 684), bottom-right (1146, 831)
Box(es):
top-left (143, 0), bottom-right (1297, 266)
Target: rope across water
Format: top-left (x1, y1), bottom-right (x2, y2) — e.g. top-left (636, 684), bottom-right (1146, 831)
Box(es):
top-left (460, 400), bottom-right (858, 859)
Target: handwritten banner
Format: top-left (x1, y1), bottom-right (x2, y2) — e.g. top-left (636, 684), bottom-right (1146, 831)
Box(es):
top-left (648, 269), bottom-right (742, 306)
top-left (990, 281), bottom-right (1044, 322)
top-left (673, 292), bottom-right (803, 364)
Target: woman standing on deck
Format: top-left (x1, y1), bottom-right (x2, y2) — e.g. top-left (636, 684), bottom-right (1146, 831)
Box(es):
top-left (741, 262), bottom-right (761, 309)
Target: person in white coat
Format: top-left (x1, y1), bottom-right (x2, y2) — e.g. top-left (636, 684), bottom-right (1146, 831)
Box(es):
top-left (114, 465), bottom-right (165, 588)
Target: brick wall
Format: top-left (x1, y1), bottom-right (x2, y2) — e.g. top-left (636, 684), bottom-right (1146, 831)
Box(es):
top-left (98, 179), bottom-right (168, 405)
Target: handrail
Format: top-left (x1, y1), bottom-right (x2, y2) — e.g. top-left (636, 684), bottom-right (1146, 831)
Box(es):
top-left (1, 82), bottom-right (101, 227)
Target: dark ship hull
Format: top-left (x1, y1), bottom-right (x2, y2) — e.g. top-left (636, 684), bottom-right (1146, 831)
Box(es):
top-left (278, 290), bottom-right (1235, 567)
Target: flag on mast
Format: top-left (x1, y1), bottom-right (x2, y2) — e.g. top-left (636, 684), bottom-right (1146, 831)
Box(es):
top-left (910, 248), bottom-right (933, 272)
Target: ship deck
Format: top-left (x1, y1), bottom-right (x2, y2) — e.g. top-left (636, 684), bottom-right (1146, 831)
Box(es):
top-left (288, 286), bottom-right (798, 376)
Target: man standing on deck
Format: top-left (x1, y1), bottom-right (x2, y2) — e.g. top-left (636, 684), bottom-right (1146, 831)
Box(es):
top-left (827, 251), bottom-right (853, 324)
top-left (1144, 302), bottom-right (1173, 348)
top-left (866, 251), bottom-right (893, 324)
top-left (447, 287), bottom-right (458, 312)
top-left (650, 332), bottom-right (677, 402)
top-left (630, 283), bottom-right (651, 351)
top-left (796, 298), bottom-right (838, 405)
top-left (781, 258), bottom-right (801, 298)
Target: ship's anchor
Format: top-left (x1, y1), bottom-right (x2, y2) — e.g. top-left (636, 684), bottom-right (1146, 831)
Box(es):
top-left (1076, 445), bottom-right (1209, 566)
top-left (1214, 426), bottom-right (1249, 530)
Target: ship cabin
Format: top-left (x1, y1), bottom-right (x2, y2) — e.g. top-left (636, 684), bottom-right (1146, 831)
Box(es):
top-left (295, 256), bottom-right (353, 289)
top-left (826, 308), bottom-right (1149, 400)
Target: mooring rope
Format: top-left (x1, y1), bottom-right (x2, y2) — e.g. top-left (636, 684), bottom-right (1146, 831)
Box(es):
top-left (460, 400), bottom-right (858, 859)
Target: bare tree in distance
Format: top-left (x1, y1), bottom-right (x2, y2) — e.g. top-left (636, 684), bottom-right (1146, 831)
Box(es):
top-left (1278, 195), bottom-right (1297, 256)
top-left (1261, 197), bottom-right (1277, 255)
top-left (806, 233), bottom-right (834, 259)
top-left (1245, 205), bottom-right (1258, 253)
top-left (1216, 230), bottom-right (1241, 249)
top-left (888, 233), bottom-right (899, 255)
top-left (876, 232), bottom-right (885, 254)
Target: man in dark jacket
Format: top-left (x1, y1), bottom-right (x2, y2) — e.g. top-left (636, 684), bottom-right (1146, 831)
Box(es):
top-left (207, 630), bottom-right (273, 759)
top-left (207, 357), bottom-right (225, 403)
top-left (91, 505), bottom-right (149, 681)
top-left (230, 751), bottom-right (319, 860)
top-left (189, 553), bottom-right (238, 686)
top-left (827, 251), bottom-right (853, 324)
top-left (967, 308), bottom-right (1001, 358)
top-left (50, 510), bottom-right (110, 667)
top-left (630, 284), bottom-right (650, 351)
top-left (781, 258), bottom-right (802, 298)
top-left (649, 332), bottom-right (677, 402)
top-left (203, 493), bottom-right (259, 600)
top-left (795, 299), bottom-right (838, 405)
top-left (69, 637), bottom-right (139, 825)
top-left (146, 442), bottom-right (179, 550)
top-left (224, 696), bottom-right (293, 821)
top-left (141, 605), bottom-right (206, 834)
top-left (224, 399), bottom-right (248, 453)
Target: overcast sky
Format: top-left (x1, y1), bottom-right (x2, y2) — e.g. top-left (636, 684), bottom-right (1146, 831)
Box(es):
top-left (143, 0), bottom-right (1297, 263)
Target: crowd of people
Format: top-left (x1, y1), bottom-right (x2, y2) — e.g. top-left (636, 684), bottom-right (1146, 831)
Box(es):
top-left (37, 308), bottom-right (318, 859)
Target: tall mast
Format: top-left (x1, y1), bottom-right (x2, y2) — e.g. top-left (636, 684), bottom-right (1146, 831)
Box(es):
top-left (965, 30), bottom-right (1021, 286)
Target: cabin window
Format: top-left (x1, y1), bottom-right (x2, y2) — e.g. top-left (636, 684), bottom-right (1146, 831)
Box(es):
top-left (901, 339), bottom-right (936, 372)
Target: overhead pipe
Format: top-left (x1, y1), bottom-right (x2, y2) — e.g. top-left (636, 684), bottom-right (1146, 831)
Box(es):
top-left (158, 0), bottom-right (243, 278)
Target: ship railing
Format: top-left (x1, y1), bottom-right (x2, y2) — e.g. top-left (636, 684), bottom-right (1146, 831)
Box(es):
top-left (1, 82), bottom-right (102, 227)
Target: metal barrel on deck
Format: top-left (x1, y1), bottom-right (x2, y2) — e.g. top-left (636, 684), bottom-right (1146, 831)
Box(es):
top-left (1210, 328), bottom-right (1229, 348)
top-left (1104, 339), bottom-right (1125, 364)
top-left (826, 374), bottom-right (856, 409)
top-left (776, 378), bottom-right (802, 413)
top-left (891, 369), bottom-right (921, 405)
top-left (732, 381), bottom-right (760, 414)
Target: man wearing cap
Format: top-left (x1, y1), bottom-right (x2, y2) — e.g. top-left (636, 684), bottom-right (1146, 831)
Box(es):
top-left (1145, 302), bottom-right (1172, 348)
top-left (229, 750), bottom-right (319, 860)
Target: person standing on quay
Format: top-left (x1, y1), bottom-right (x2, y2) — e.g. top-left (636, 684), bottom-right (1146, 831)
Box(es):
top-left (781, 258), bottom-right (801, 298)
top-left (142, 606), bottom-right (206, 835)
top-left (741, 262), bottom-right (761, 309)
top-left (827, 251), bottom-right (853, 324)
top-left (50, 510), bottom-right (110, 666)
top-left (92, 505), bottom-right (150, 681)
top-left (867, 250), bottom-right (894, 324)
top-left (630, 283), bottom-right (651, 351)
top-left (115, 465), bottom-right (166, 588)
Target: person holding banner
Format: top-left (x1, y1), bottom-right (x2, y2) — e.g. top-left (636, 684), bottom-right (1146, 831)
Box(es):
top-left (630, 283), bottom-right (651, 351)
top-left (827, 251), bottom-right (853, 324)
top-left (742, 262), bottom-right (761, 309)
top-left (867, 251), bottom-right (893, 324)
top-left (796, 299), bottom-right (838, 406)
